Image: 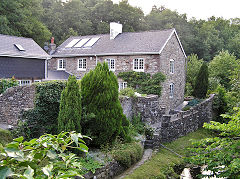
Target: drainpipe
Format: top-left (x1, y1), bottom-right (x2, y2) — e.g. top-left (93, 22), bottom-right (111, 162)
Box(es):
top-left (45, 58), bottom-right (49, 80)
top-left (95, 55), bottom-right (98, 66)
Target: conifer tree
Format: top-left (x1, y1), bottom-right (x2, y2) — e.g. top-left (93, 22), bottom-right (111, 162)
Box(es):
top-left (193, 62), bottom-right (209, 99)
top-left (58, 76), bottom-right (81, 133)
top-left (81, 62), bottom-right (128, 147)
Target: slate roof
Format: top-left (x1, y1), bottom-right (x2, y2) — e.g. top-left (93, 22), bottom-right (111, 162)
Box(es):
top-left (53, 28), bottom-right (183, 57)
top-left (0, 34), bottom-right (50, 59)
top-left (46, 70), bottom-right (71, 80)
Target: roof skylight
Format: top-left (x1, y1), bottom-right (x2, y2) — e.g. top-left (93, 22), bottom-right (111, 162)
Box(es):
top-left (83, 37), bottom-right (100, 48)
top-left (14, 44), bottom-right (25, 51)
top-left (65, 39), bottom-right (80, 48)
top-left (74, 38), bottom-right (90, 48)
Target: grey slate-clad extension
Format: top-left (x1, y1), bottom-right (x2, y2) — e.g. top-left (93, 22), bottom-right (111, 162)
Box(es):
top-left (0, 34), bottom-right (50, 81)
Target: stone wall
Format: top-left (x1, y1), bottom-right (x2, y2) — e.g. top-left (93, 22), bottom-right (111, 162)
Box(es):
top-left (154, 94), bottom-right (215, 146)
top-left (0, 85), bottom-right (36, 125)
top-left (120, 95), bottom-right (165, 126)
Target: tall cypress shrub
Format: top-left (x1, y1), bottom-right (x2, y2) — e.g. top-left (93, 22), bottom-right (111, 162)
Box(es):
top-left (58, 76), bottom-right (81, 133)
top-left (193, 62), bottom-right (209, 99)
top-left (81, 62), bottom-right (128, 147)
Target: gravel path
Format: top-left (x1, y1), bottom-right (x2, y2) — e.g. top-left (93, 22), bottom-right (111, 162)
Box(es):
top-left (114, 149), bottom-right (153, 179)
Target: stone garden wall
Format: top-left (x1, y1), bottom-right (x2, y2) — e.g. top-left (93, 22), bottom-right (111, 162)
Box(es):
top-left (153, 94), bottom-right (215, 146)
top-left (0, 85), bottom-right (36, 125)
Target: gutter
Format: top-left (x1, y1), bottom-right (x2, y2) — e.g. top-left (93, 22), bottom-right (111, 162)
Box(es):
top-left (0, 53), bottom-right (51, 60)
top-left (52, 52), bottom-right (160, 58)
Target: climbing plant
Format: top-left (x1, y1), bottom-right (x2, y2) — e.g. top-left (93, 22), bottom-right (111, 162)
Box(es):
top-left (118, 71), bottom-right (165, 96)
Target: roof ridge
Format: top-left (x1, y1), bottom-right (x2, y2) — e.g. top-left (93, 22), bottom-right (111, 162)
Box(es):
top-left (0, 34), bottom-right (33, 40)
top-left (67, 28), bottom-right (174, 39)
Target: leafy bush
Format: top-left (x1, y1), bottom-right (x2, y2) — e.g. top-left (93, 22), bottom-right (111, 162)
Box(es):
top-left (118, 71), bottom-right (165, 96)
top-left (0, 129), bottom-right (12, 146)
top-left (14, 81), bottom-right (66, 139)
top-left (0, 77), bottom-right (18, 94)
top-left (58, 76), bottom-right (81, 133)
top-left (119, 87), bottom-right (136, 98)
top-left (81, 62), bottom-right (129, 147)
top-left (193, 62), bottom-right (209, 99)
top-left (111, 142), bottom-right (143, 168)
top-left (186, 108), bottom-right (240, 178)
top-left (0, 131), bottom-right (89, 179)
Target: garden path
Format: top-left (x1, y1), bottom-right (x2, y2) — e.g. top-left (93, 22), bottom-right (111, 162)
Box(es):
top-left (114, 149), bottom-right (153, 179)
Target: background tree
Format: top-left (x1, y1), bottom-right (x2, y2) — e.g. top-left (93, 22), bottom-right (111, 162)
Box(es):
top-left (185, 54), bottom-right (203, 96)
top-left (81, 62), bottom-right (129, 147)
top-left (193, 62), bottom-right (209, 99)
top-left (0, 0), bottom-right (51, 46)
top-left (209, 50), bottom-right (238, 90)
top-left (58, 76), bottom-right (81, 133)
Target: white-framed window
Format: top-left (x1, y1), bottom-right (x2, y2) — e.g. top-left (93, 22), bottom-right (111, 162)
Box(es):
top-left (34, 80), bottom-right (41, 83)
top-left (133, 58), bottom-right (144, 72)
top-left (170, 59), bottom-right (174, 74)
top-left (105, 59), bottom-right (115, 71)
top-left (58, 59), bottom-right (66, 70)
top-left (119, 82), bottom-right (127, 91)
top-left (170, 83), bottom-right (174, 98)
top-left (78, 58), bottom-right (87, 71)
top-left (18, 80), bottom-right (31, 86)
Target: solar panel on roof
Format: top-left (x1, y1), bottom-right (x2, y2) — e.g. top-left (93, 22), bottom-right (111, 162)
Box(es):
top-left (74, 38), bottom-right (90, 48)
top-left (83, 37), bottom-right (100, 48)
top-left (14, 44), bottom-right (25, 51)
top-left (65, 39), bottom-right (80, 48)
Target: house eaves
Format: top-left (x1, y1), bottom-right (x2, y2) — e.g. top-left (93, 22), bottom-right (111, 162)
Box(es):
top-left (0, 52), bottom-right (51, 60)
top-left (52, 51), bottom-right (160, 58)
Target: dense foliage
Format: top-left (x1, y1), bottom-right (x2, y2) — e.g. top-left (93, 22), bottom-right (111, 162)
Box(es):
top-left (185, 54), bottom-right (203, 96)
top-left (111, 142), bottom-right (143, 169)
top-left (16, 81), bottom-right (66, 139)
top-left (0, 131), bottom-right (89, 178)
top-left (118, 71), bottom-right (166, 96)
top-left (186, 108), bottom-right (240, 178)
top-left (0, 77), bottom-right (18, 94)
top-left (81, 62), bottom-right (129, 147)
top-left (58, 76), bottom-right (81, 133)
top-left (193, 62), bottom-right (209, 99)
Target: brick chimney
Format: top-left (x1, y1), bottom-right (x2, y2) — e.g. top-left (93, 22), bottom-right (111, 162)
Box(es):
top-left (110, 22), bottom-right (122, 40)
top-left (48, 37), bottom-right (56, 55)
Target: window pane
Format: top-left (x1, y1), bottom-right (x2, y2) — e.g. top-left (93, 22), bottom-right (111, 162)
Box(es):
top-left (134, 59), bottom-right (138, 69)
top-left (139, 59), bottom-right (144, 69)
top-left (83, 59), bottom-right (86, 69)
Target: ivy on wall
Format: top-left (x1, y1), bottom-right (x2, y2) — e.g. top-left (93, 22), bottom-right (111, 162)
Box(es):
top-left (15, 81), bottom-right (66, 139)
top-left (118, 71), bottom-right (166, 96)
top-left (0, 77), bottom-right (18, 94)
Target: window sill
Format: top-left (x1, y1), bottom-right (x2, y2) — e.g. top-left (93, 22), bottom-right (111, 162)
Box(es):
top-left (77, 68), bottom-right (87, 71)
top-left (133, 69), bottom-right (144, 72)
top-left (57, 68), bottom-right (66, 71)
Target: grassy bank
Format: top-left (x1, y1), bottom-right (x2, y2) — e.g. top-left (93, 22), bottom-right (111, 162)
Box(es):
top-left (0, 128), bottom-right (12, 146)
top-left (124, 128), bottom-right (215, 179)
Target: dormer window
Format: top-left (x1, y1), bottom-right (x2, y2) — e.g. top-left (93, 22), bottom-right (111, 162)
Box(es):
top-left (58, 59), bottom-right (66, 70)
top-left (133, 58), bottom-right (144, 72)
top-left (170, 59), bottom-right (174, 74)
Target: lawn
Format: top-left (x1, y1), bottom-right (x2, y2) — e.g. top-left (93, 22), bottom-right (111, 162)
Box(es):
top-left (124, 128), bottom-right (215, 179)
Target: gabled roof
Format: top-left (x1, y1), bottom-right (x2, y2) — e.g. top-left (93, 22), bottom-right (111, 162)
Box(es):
top-left (53, 28), bottom-right (186, 57)
top-left (0, 34), bottom-right (51, 59)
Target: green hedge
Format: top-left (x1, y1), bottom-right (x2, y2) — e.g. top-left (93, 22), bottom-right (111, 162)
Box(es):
top-left (15, 81), bottom-right (66, 139)
top-left (111, 142), bottom-right (143, 168)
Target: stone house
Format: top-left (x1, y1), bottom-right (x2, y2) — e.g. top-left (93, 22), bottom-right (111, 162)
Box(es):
top-left (0, 34), bottom-right (50, 85)
top-left (49, 22), bottom-right (186, 110)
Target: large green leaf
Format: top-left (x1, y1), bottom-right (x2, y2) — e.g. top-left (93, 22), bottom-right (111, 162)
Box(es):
top-left (0, 166), bottom-right (12, 179)
top-left (23, 166), bottom-right (34, 179)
